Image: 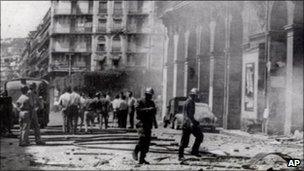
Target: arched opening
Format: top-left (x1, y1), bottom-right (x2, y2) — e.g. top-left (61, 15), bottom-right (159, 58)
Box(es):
top-left (267, 1), bottom-right (288, 134)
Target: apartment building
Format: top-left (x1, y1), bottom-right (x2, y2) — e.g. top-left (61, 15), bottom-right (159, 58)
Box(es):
top-left (20, 0), bottom-right (165, 108)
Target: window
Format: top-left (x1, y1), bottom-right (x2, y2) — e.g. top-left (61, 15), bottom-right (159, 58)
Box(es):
top-left (113, 19), bottom-right (122, 29)
top-left (97, 44), bottom-right (105, 51)
top-left (99, 1), bottom-right (107, 13)
top-left (113, 35), bottom-right (120, 41)
top-left (113, 1), bottom-right (123, 15)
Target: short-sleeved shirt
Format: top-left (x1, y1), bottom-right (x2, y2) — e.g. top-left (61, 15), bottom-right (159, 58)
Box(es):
top-left (70, 92), bottom-right (81, 106)
top-left (16, 94), bottom-right (31, 111)
top-left (59, 92), bottom-right (71, 108)
top-left (119, 99), bottom-right (128, 111)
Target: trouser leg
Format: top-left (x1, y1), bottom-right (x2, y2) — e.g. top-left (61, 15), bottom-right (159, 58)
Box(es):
top-left (129, 110), bottom-right (134, 128)
top-left (103, 113), bottom-right (108, 129)
top-left (84, 111), bottom-right (88, 132)
top-left (73, 114), bottom-right (78, 134)
top-left (19, 111), bottom-right (31, 145)
top-left (31, 109), bottom-right (42, 143)
top-left (191, 126), bottom-right (203, 154)
top-left (61, 109), bottom-right (67, 133)
top-left (99, 113), bottom-right (103, 129)
top-left (139, 129), bottom-right (151, 162)
top-left (122, 110), bottom-right (127, 128)
top-left (178, 127), bottom-right (191, 158)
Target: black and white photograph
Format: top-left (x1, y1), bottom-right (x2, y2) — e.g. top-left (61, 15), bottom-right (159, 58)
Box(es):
top-left (0, 1), bottom-right (303, 170)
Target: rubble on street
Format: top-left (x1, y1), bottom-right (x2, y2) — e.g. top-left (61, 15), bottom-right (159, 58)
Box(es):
top-left (1, 125), bottom-right (302, 170)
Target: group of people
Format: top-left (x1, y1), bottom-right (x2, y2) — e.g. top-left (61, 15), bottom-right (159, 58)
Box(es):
top-left (16, 83), bottom-right (46, 146)
top-left (14, 84), bottom-right (204, 165)
top-left (132, 87), bottom-right (203, 165)
top-left (56, 87), bottom-right (139, 133)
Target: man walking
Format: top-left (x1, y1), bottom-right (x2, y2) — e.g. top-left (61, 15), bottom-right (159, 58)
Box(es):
top-left (58, 87), bottom-right (71, 133)
top-left (28, 83), bottom-right (45, 145)
top-left (16, 86), bottom-right (31, 146)
top-left (69, 87), bottom-right (81, 134)
top-left (111, 95), bottom-right (120, 127)
top-left (127, 91), bottom-right (136, 129)
top-left (132, 87), bottom-right (157, 164)
top-left (178, 88), bottom-right (203, 162)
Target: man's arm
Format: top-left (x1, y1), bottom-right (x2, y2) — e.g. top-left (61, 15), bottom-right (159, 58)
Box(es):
top-left (186, 101), bottom-right (199, 126)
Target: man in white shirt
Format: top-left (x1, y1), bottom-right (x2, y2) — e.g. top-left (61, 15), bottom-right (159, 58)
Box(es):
top-left (111, 94), bottom-right (120, 127)
top-left (127, 91), bottom-right (136, 129)
top-left (58, 87), bottom-right (71, 133)
top-left (69, 87), bottom-right (82, 134)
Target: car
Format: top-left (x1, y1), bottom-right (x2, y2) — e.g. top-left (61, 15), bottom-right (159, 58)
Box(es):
top-left (163, 97), bottom-right (217, 132)
top-left (163, 97), bottom-right (187, 129)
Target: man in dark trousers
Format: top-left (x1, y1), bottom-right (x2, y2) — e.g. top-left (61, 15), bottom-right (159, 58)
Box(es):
top-left (178, 88), bottom-right (203, 162)
top-left (132, 87), bottom-right (158, 164)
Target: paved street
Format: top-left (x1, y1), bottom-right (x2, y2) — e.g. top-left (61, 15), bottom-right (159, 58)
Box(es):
top-left (1, 112), bottom-right (303, 170)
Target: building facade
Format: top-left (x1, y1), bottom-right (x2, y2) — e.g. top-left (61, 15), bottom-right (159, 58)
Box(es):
top-left (20, 0), bottom-right (165, 109)
top-left (157, 1), bottom-right (303, 135)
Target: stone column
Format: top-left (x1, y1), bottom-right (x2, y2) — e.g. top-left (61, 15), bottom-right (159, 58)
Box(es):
top-left (283, 24), bottom-right (294, 135)
top-left (184, 30), bottom-right (190, 96)
top-left (209, 21), bottom-right (216, 110)
top-left (173, 32), bottom-right (184, 97)
top-left (196, 26), bottom-right (202, 91)
top-left (162, 30), bottom-right (174, 118)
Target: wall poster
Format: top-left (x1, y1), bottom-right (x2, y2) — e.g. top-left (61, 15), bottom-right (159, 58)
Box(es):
top-left (244, 62), bottom-right (255, 111)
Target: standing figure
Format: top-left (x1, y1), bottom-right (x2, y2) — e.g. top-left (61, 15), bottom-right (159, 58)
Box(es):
top-left (99, 94), bottom-right (110, 129)
top-left (78, 93), bottom-right (87, 132)
top-left (111, 95), bottom-right (120, 127)
top-left (119, 94), bottom-right (128, 128)
top-left (16, 86), bottom-right (31, 146)
top-left (58, 87), bottom-right (71, 133)
top-left (28, 83), bottom-right (45, 145)
top-left (132, 87), bottom-right (157, 164)
top-left (84, 93), bottom-right (96, 133)
top-left (127, 91), bottom-right (136, 129)
top-left (178, 88), bottom-right (204, 162)
top-left (69, 87), bottom-right (81, 134)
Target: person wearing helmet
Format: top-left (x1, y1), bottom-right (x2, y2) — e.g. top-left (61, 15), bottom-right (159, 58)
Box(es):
top-left (28, 83), bottom-right (45, 145)
top-left (16, 86), bottom-right (31, 146)
top-left (132, 87), bottom-right (157, 164)
top-left (178, 88), bottom-right (203, 162)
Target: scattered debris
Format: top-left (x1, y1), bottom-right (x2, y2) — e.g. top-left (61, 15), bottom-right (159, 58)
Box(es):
top-left (242, 152), bottom-right (292, 169)
top-left (234, 149), bottom-right (239, 152)
top-left (93, 159), bottom-right (109, 167)
top-left (154, 156), bottom-right (171, 162)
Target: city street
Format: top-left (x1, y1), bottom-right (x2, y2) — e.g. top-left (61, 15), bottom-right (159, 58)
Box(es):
top-left (1, 112), bottom-right (303, 170)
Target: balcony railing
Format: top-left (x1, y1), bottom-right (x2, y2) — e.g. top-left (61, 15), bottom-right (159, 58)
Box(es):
top-left (54, 9), bottom-right (71, 15)
top-left (71, 26), bottom-right (92, 33)
top-left (96, 27), bottom-right (107, 33)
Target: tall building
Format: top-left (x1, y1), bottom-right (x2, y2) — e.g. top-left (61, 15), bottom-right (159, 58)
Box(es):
top-left (20, 0), bottom-right (165, 108)
top-left (157, 1), bottom-right (303, 135)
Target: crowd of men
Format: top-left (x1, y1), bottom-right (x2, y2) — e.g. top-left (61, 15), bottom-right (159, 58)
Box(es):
top-left (56, 87), bottom-right (140, 134)
top-left (13, 84), bottom-right (204, 165)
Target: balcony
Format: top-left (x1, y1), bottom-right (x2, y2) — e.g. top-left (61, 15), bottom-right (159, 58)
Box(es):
top-left (128, 8), bottom-right (149, 16)
top-left (50, 63), bottom-right (89, 72)
top-left (52, 27), bottom-right (92, 34)
top-left (53, 9), bottom-right (93, 16)
top-left (96, 27), bottom-right (107, 33)
top-left (110, 26), bottom-right (124, 33)
top-left (54, 9), bottom-right (72, 15)
top-left (71, 26), bottom-right (92, 33)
